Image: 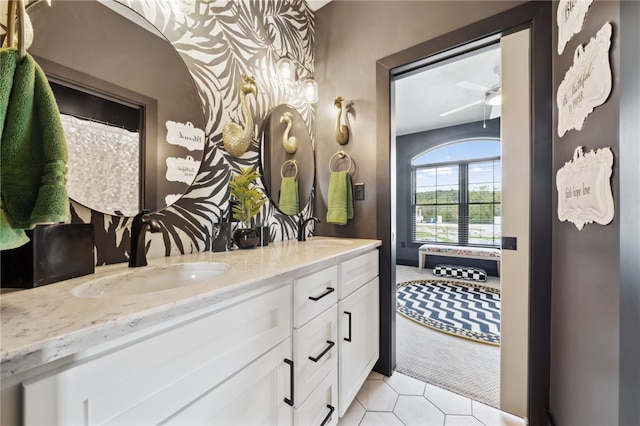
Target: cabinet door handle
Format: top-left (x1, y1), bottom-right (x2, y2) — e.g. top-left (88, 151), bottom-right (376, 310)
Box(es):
top-left (309, 287), bottom-right (335, 301)
top-left (344, 311), bottom-right (352, 342)
top-left (320, 404), bottom-right (335, 426)
top-left (284, 358), bottom-right (294, 406)
top-left (308, 340), bottom-right (335, 363)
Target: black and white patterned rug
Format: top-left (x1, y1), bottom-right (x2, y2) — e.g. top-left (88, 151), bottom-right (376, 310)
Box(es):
top-left (396, 279), bottom-right (501, 345)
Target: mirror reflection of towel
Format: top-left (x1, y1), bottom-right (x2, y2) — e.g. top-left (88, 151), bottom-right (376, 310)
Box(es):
top-left (279, 177), bottom-right (299, 215)
top-left (0, 49), bottom-right (70, 250)
top-left (326, 171), bottom-right (353, 225)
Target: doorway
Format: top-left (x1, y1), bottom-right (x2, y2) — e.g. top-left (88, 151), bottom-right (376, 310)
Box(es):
top-left (390, 28), bottom-right (532, 413)
top-left (373, 3), bottom-right (552, 424)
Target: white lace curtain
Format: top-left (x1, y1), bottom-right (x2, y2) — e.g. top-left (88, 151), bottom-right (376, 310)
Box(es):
top-left (60, 114), bottom-right (140, 216)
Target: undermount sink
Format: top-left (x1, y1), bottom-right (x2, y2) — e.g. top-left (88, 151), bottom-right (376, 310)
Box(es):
top-left (304, 238), bottom-right (354, 246)
top-left (72, 262), bottom-right (231, 298)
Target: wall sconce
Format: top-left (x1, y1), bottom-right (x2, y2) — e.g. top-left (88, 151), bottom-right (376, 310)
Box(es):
top-left (276, 55), bottom-right (318, 104)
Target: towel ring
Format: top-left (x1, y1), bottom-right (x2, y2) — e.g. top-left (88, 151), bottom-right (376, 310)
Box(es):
top-left (6, 0), bottom-right (27, 60)
top-left (280, 159), bottom-right (298, 179)
top-left (329, 150), bottom-right (352, 174)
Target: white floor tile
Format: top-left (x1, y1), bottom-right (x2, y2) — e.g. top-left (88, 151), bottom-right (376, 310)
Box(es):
top-left (393, 395), bottom-right (445, 426)
top-left (338, 399), bottom-right (366, 426)
top-left (384, 371), bottom-right (427, 395)
top-left (355, 379), bottom-right (399, 412)
top-left (444, 415), bottom-right (484, 425)
top-left (472, 401), bottom-right (526, 426)
top-left (360, 412), bottom-right (404, 426)
top-left (424, 384), bottom-right (473, 415)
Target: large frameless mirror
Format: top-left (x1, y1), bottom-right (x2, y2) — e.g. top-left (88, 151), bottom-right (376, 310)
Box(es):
top-left (26, 0), bottom-right (206, 216)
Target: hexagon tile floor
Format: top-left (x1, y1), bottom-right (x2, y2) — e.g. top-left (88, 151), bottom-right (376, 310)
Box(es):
top-left (338, 371), bottom-right (526, 426)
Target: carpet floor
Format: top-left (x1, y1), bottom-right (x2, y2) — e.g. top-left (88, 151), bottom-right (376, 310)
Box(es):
top-left (395, 265), bottom-right (501, 408)
top-left (396, 279), bottom-right (501, 345)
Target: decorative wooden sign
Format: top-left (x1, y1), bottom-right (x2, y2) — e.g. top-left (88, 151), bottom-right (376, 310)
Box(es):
top-left (557, 0), bottom-right (593, 55)
top-left (166, 121), bottom-right (205, 151)
top-left (166, 155), bottom-right (201, 184)
top-left (556, 146), bottom-right (614, 230)
top-left (557, 22), bottom-right (612, 137)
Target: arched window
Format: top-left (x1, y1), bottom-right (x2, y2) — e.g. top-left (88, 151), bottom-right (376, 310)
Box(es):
top-left (412, 139), bottom-right (501, 247)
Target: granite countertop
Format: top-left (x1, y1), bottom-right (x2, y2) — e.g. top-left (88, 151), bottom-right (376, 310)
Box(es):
top-left (0, 237), bottom-right (381, 379)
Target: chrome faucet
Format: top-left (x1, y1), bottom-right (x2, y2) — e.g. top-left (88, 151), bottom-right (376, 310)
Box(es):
top-left (129, 210), bottom-right (162, 267)
top-left (298, 216), bottom-right (320, 241)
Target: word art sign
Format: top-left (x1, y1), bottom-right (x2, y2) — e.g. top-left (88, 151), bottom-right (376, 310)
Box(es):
top-left (166, 156), bottom-right (201, 184)
top-left (166, 121), bottom-right (205, 151)
top-left (557, 22), bottom-right (612, 137)
top-left (556, 146), bottom-right (614, 230)
top-left (557, 0), bottom-right (593, 55)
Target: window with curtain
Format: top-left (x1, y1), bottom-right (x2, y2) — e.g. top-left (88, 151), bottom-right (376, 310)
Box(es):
top-left (412, 139), bottom-right (501, 247)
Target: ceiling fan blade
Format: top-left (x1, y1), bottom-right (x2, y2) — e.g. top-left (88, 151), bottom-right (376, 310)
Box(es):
top-left (439, 99), bottom-right (484, 117)
top-left (489, 104), bottom-right (501, 119)
top-left (454, 80), bottom-right (489, 92)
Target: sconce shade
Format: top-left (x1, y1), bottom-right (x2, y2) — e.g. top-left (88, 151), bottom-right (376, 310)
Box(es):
top-left (301, 77), bottom-right (318, 104)
top-left (277, 56), bottom-right (296, 88)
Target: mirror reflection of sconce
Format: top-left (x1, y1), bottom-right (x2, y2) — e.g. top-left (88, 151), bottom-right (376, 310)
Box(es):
top-left (280, 112), bottom-right (298, 154)
top-left (276, 55), bottom-right (318, 104)
top-left (223, 74), bottom-right (257, 158)
top-left (334, 96), bottom-right (350, 145)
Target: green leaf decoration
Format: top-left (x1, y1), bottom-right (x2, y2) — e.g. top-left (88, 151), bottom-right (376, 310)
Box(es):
top-left (229, 166), bottom-right (268, 227)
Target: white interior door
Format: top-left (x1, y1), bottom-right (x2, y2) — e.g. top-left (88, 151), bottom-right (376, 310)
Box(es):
top-left (499, 28), bottom-right (531, 417)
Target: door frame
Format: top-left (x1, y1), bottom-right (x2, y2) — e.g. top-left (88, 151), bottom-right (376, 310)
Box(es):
top-left (373, 2), bottom-right (552, 424)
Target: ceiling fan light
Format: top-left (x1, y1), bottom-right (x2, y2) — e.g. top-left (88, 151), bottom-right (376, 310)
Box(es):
top-left (485, 89), bottom-right (502, 106)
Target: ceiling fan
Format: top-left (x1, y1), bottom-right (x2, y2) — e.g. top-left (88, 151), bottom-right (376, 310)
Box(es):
top-left (440, 66), bottom-right (502, 119)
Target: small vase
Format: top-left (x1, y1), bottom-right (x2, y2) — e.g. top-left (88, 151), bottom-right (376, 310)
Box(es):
top-left (233, 227), bottom-right (259, 249)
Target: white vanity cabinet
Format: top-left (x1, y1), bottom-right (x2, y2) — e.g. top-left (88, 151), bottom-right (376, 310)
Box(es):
top-left (23, 284), bottom-right (293, 426)
top-left (338, 251), bottom-right (380, 417)
top-left (291, 266), bottom-right (339, 426)
top-left (291, 250), bottom-right (380, 422)
top-left (3, 239), bottom-right (382, 425)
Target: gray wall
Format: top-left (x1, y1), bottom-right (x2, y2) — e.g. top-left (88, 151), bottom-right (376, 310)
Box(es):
top-left (550, 1), bottom-right (619, 424)
top-left (313, 1), bottom-right (526, 238)
top-left (618, 2), bottom-right (640, 424)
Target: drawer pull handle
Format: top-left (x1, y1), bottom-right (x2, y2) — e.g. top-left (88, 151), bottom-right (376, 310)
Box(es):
top-left (344, 311), bottom-right (352, 342)
top-left (284, 358), bottom-right (294, 406)
top-left (309, 287), bottom-right (335, 301)
top-left (320, 404), bottom-right (336, 426)
top-left (308, 340), bottom-right (335, 363)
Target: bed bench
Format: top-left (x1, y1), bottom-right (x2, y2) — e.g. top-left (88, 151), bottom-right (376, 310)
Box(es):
top-left (418, 244), bottom-right (501, 275)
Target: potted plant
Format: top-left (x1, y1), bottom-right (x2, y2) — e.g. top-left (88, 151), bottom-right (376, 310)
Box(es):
top-left (228, 166), bottom-right (268, 249)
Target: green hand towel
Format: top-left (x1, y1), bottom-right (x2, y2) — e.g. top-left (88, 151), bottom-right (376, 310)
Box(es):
top-left (1, 48), bottom-right (70, 250)
top-left (326, 171), bottom-right (354, 225)
top-left (279, 176), bottom-right (299, 215)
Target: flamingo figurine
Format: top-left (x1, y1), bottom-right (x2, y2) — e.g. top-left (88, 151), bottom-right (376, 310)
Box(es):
top-left (223, 74), bottom-right (258, 158)
top-left (280, 112), bottom-right (298, 154)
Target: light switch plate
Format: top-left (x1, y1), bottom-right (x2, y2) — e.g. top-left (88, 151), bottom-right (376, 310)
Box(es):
top-left (354, 183), bottom-right (365, 200)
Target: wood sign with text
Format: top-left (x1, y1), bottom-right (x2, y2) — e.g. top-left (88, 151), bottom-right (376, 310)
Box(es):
top-left (557, 22), bottom-right (613, 137)
top-left (556, 146), bottom-right (614, 230)
top-left (557, 0), bottom-right (593, 55)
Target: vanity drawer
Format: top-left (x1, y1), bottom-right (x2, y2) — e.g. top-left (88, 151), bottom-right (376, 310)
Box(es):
top-left (23, 285), bottom-right (291, 426)
top-left (293, 304), bottom-right (338, 406)
top-left (339, 250), bottom-right (379, 299)
top-left (294, 365), bottom-right (338, 426)
top-left (293, 265), bottom-right (338, 328)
